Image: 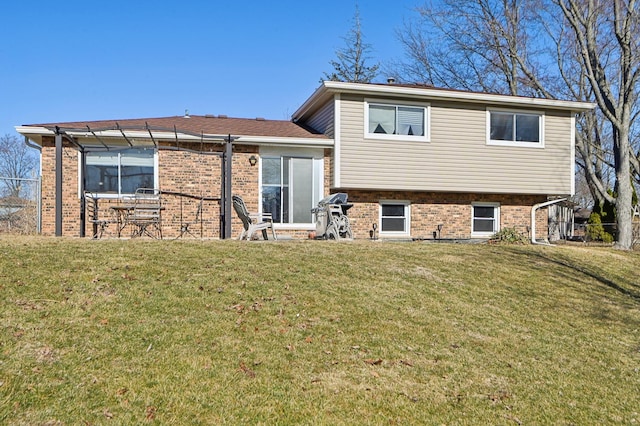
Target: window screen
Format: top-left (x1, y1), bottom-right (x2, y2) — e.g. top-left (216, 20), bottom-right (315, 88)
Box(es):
top-left (381, 203), bottom-right (408, 233)
top-left (368, 103), bottom-right (427, 138)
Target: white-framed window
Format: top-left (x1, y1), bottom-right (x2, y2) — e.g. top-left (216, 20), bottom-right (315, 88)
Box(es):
top-left (379, 201), bottom-right (411, 236)
top-left (471, 202), bottom-right (500, 237)
top-left (487, 109), bottom-right (544, 147)
top-left (84, 147), bottom-right (157, 197)
top-left (365, 100), bottom-right (430, 142)
top-left (261, 151), bottom-right (323, 226)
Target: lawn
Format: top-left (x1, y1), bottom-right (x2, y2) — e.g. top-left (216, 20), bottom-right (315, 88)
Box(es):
top-left (1, 237), bottom-right (639, 424)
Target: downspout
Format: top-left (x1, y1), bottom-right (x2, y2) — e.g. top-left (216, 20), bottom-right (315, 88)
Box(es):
top-left (24, 136), bottom-right (42, 153)
top-left (531, 198), bottom-right (567, 245)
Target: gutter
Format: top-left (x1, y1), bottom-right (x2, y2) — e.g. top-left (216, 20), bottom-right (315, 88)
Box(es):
top-left (293, 81), bottom-right (595, 124)
top-left (321, 81), bottom-right (596, 111)
top-left (234, 135), bottom-right (334, 148)
top-left (531, 198), bottom-right (567, 245)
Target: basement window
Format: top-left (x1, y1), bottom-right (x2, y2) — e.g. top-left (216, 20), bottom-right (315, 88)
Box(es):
top-left (379, 201), bottom-right (411, 236)
top-left (471, 203), bottom-right (500, 237)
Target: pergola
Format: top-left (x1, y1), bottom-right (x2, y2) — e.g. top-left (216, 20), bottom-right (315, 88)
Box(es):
top-left (51, 123), bottom-right (236, 239)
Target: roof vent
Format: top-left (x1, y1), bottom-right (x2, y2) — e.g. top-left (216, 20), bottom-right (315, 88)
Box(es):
top-left (218, 114), bottom-right (228, 119)
top-left (255, 117), bottom-right (265, 121)
top-left (183, 109), bottom-right (190, 118)
top-left (387, 77), bottom-right (396, 84)
top-left (205, 114), bottom-right (215, 118)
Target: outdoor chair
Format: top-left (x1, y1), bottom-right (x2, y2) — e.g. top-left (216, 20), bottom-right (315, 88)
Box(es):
top-left (232, 195), bottom-right (277, 241)
top-left (128, 188), bottom-right (163, 239)
top-left (84, 192), bottom-right (112, 238)
top-left (177, 198), bottom-right (203, 239)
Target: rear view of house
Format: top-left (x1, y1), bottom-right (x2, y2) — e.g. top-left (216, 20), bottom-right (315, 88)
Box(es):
top-left (16, 81), bottom-right (594, 240)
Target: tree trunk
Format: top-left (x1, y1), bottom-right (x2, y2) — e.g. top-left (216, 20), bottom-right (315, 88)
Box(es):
top-left (614, 128), bottom-right (634, 249)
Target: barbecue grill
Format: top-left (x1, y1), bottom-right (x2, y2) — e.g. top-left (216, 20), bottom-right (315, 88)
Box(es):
top-left (311, 193), bottom-right (353, 240)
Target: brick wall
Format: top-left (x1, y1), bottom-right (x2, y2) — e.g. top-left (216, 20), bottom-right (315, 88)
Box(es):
top-left (230, 147), bottom-right (260, 238)
top-left (38, 138), bottom-right (550, 241)
top-left (40, 138), bottom-right (79, 236)
top-left (39, 139), bottom-right (234, 238)
top-left (342, 190), bottom-right (548, 240)
top-left (158, 146), bottom-right (223, 238)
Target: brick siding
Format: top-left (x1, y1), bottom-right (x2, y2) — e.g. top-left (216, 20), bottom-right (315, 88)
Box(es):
top-left (38, 137), bottom-right (549, 240)
top-left (342, 190), bottom-right (548, 240)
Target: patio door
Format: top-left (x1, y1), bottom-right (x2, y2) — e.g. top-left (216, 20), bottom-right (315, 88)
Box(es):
top-left (290, 157), bottom-right (313, 223)
top-left (261, 155), bottom-right (321, 224)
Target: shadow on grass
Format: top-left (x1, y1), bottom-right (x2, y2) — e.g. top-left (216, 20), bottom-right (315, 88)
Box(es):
top-left (520, 248), bottom-right (640, 303)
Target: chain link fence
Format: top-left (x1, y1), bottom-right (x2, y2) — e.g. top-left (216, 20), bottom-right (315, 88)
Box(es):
top-left (573, 221), bottom-right (640, 248)
top-left (0, 176), bottom-right (41, 234)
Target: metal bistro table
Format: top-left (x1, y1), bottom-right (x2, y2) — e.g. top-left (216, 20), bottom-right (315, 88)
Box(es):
top-left (111, 190), bottom-right (164, 239)
top-left (110, 204), bottom-right (134, 237)
top-left (111, 203), bottom-right (165, 239)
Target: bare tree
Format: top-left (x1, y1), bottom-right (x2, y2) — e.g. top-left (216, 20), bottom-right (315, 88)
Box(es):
top-left (0, 133), bottom-right (39, 198)
top-left (395, 0), bottom-right (551, 97)
top-left (554, 0), bottom-right (639, 249)
top-left (395, 0), bottom-right (639, 249)
top-left (323, 5), bottom-right (380, 83)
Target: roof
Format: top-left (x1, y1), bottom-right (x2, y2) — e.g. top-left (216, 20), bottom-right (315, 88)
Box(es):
top-left (26, 115), bottom-right (326, 139)
top-left (293, 81), bottom-right (597, 122)
top-left (16, 80), bottom-right (596, 148)
top-left (16, 114), bottom-right (330, 148)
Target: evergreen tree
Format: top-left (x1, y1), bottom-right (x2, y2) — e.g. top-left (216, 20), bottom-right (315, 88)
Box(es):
top-left (323, 5), bottom-right (379, 83)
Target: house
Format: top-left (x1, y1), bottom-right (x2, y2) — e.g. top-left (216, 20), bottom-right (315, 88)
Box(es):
top-left (15, 81), bottom-right (594, 240)
top-left (0, 196), bottom-right (35, 232)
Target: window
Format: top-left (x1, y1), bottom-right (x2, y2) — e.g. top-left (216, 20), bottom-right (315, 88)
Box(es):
top-left (261, 155), bottom-right (323, 224)
top-left (488, 110), bottom-right (543, 146)
top-left (366, 101), bottom-right (429, 141)
top-left (85, 148), bottom-right (156, 196)
top-left (472, 203), bottom-right (500, 237)
top-left (379, 202), bottom-right (410, 235)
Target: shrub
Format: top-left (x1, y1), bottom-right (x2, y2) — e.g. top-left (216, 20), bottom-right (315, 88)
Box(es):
top-left (586, 212), bottom-right (614, 243)
top-left (489, 227), bottom-right (529, 244)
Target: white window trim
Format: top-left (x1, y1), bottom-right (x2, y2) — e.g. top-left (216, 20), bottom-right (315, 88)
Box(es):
top-left (379, 200), bottom-right (411, 237)
top-left (471, 202), bottom-right (500, 237)
top-left (364, 99), bottom-right (430, 142)
top-left (486, 108), bottom-right (545, 148)
top-left (78, 147), bottom-right (159, 199)
top-left (259, 147), bottom-right (324, 229)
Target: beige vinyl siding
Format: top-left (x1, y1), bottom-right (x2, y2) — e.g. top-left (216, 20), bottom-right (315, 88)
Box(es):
top-left (338, 95), bottom-right (574, 195)
top-left (305, 100), bottom-right (334, 137)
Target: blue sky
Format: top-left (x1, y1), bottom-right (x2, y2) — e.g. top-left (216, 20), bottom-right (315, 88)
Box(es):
top-left (1, 0), bottom-right (421, 136)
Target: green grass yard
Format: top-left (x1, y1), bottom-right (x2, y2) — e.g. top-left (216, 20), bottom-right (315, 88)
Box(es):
top-left (1, 237), bottom-right (639, 424)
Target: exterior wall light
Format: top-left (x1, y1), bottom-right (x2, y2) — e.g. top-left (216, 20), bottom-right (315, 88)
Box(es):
top-left (249, 155), bottom-right (258, 166)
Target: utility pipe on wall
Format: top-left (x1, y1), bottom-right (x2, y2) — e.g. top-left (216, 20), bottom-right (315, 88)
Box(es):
top-left (531, 198), bottom-right (567, 245)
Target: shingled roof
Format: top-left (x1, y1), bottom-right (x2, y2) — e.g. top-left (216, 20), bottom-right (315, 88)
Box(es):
top-left (25, 114), bottom-right (327, 139)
